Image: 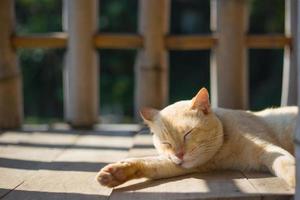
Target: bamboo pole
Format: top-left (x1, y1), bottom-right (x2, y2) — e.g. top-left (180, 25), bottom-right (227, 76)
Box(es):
top-left (210, 0), bottom-right (249, 109)
top-left (63, 0), bottom-right (99, 127)
top-left (0, 0), bottom-right (23, 129)
top-left (281, 0), bottom-right (298, 106)
top-left (294, 0), bottom-right (300, 198)
top-left (62, 0), bottom-right (71, 125)
top-left (135, 0), bottom-right (170, 117)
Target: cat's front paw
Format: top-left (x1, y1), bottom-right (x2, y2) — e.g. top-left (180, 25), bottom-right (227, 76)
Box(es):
top-left (96, 161), bottom-right (142, 187)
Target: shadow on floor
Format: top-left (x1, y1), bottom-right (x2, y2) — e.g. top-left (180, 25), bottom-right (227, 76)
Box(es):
top-left (0, 189), bottom-right (108, 200)
top-left (0, 158), bottom-right (106, 172)
top-left (110, 172), bottom-right (291, 199)
top-left (0, 141), bottom-right (132, 151)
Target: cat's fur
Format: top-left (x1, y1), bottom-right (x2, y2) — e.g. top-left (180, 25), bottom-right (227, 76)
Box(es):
top-left (97, 88), bottom-right (297, 188)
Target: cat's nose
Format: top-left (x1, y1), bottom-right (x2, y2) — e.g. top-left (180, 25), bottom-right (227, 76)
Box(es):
top-left (175, 151), bottom-right (184, 160)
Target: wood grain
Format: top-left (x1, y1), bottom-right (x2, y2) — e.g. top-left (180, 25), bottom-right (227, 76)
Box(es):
top-left (0, 131), bottom-right (80, 198)
top-left (0, 129), bottom-right (135, 200)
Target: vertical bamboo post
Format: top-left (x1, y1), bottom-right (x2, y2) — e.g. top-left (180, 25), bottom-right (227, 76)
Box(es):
top-left (294, 0), bottom-right (300, 197)
top-left (210, 0), bottom-right (249, 109)
top-left (62, 0), bottom-right (71, 124)
top-left (135, 0), bottom-right (170, 117)
top-left (281, 0), bottom-right (298, 106)
top-left (63, 0), bottom-right (99, 127)
top-left (0, 0), bottom-right (23, 129)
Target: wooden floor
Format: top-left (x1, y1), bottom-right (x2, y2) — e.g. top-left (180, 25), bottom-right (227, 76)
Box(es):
top-left (0, 124), bottom-right (294, 200)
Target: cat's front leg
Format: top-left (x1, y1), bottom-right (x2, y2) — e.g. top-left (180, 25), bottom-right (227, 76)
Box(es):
top-left (96, 156), bottom-right (193, 187)
top-left (260, 145), bottom-right (295, 187)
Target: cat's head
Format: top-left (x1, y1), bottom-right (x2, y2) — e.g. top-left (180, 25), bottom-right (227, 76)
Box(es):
top-left (140, 88), bottom-right (223, 169)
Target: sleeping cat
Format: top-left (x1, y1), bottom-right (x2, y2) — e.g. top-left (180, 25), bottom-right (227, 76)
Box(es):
top-left (97, 87), bottom-right (297, 188)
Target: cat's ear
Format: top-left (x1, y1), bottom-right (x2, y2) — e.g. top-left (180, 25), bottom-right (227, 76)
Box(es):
top-left (140, 107), bottom-right (159, 123)
top-left (191, 87), bottom-right (211, 114)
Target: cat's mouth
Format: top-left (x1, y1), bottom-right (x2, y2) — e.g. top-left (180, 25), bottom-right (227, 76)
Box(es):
top-left (169, 156), bottom-right (183, 165)
top-left (169, 155), bottom-right (196, 169)
top-left (179, 161), bottom-right (195, 169)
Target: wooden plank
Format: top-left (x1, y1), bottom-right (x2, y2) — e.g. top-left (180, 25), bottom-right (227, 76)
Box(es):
top-left (94, 34), bottom-right (143, 49)
top-left (134, 0), bottom-right (170, 118)
top-left (1, 130), bottom-right (135, 200)
top-left (93, 124), bottom-right (141, 132)
top-left (210, 0), bottom-right (249, 109)
top-left (0, 131), bottom-right (80, 198)
top-left (110, 171), bottom-right (260, 200)
top-left (12, 33), bottom-right (67, 49)
top-left (242, 172), bottom-right (294, 199)
top-left (247, 35), bottom-right (291, 49)
top-left (0, 0), bottom-right (23, 129)
top-left (63, 0), bottom-right (99, 127)
top-left (281, 0), bottom-right (298, 106)
top-left (128, 130), bottom-right (157, 157)
top-left (165, 35), bottom-right (217, 50)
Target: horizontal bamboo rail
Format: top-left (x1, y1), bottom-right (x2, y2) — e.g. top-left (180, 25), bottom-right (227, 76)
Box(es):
top-left (94, 34), bottom-right (143, 49)
top-left (12, 33), bottom-right (291, 50)
top-left (165, 35), bottom-right (217, 50)
top-left (247, 35), bottom-right (292, 49)
top-left (12, 33), bottom-right (67, 48)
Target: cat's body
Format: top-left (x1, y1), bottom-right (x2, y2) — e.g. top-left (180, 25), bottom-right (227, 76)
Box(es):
top-left (97, 88), bottom-right (297, 188)
top-left (197, 106), bottom-right (297, 173)
top-left (254, 106), bottom-right (296, 154)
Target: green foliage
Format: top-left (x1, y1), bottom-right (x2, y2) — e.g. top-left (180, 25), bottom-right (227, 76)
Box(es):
top-left (171, 0), bottom-right (211, 34)
top-left (19, 48), bottom-right (64, 121)
top-left (99, 50), bottom-right (135, 122)
top-left (248, 0), bottom-right (284, 110)
top-left (99, 0), bottom-right (137, 33)
top-left (169, 50), bottom-right (210, 103)
top-left (249, 0), bottom-right (284, 33)
top-left (15, 0), bottom-right (62, 33)
top-left (249, 49), bottom-right (283, 110)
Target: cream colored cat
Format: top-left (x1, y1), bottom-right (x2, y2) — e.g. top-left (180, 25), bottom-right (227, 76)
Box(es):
top-left (97, 87), bottom-right (297, 188)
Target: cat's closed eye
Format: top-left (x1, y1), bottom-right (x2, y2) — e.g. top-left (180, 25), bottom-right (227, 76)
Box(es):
top-left (161, 141), bottom-right (172, 148)
top-left (183, 129), bottom-right (193, 142)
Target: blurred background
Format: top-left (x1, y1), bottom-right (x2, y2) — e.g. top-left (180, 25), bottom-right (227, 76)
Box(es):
top-left (16, 0), bottom-right (284, 124)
